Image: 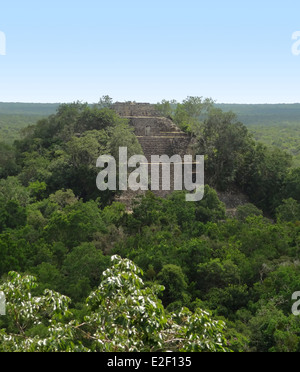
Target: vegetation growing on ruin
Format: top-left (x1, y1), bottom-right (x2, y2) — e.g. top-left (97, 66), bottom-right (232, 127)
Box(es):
top-left (0, 98), bottom-right (300, 352)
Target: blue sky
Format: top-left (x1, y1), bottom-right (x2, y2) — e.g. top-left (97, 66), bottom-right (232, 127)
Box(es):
top-left (0, 0), bottom-right (300, 104)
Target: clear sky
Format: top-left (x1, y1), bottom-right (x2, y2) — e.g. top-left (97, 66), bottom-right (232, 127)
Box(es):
top-left (0, 0), bottom-right (300, 104)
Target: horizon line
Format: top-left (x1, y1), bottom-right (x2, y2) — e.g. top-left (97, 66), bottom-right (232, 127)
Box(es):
top-left (1, 101), bottom-right (300, 106)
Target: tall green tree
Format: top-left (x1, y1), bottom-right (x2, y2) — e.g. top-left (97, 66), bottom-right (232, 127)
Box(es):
top-left (194, 108), bottom-right (254, 190)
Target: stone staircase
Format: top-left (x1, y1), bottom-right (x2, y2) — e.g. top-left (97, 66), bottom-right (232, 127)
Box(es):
top-left (137, 136), bottom-right (174, 159)
top-left (113, 104), bottom-right (192, 206)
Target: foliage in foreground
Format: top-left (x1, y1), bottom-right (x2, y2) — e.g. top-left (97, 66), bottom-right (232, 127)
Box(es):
top-left (0, 255), bottom-right (230, 352)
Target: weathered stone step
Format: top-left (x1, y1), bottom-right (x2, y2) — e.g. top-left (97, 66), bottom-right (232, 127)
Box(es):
top-left (112, 102), bottom-right (193, 207)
